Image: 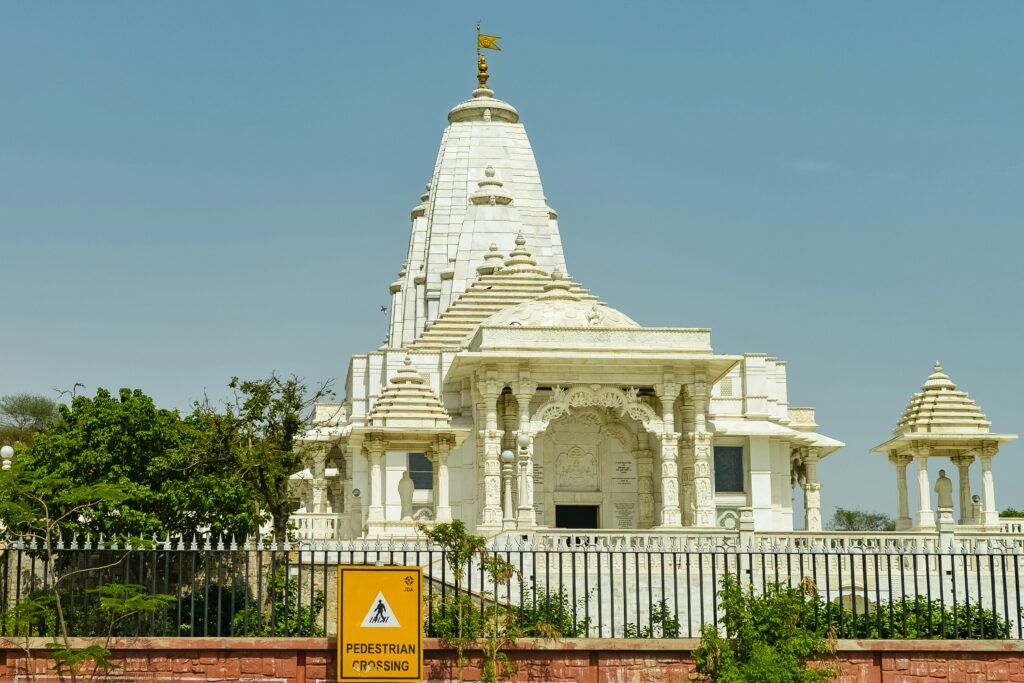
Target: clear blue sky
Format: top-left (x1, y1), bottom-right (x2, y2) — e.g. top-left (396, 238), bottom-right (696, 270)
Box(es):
top-left (2, 2), bottom-right (1022, 520)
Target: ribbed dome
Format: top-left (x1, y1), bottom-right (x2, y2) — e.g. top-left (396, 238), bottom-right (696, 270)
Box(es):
top-left (893, 362), bottom-right (992, 436)
top-left (367, 357), bottom-right (452, 429)
top-left (448, 87), bottom-right (520, 123)
top-left (481, 270), bottom-right (640, 330)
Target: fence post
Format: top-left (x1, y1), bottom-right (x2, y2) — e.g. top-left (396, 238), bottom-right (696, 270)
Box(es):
top-left (739, 507), bottom-right (755, 552)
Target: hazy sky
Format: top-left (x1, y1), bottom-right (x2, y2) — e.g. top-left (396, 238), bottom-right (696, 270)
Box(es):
top-left (2, 2), bottom-right (1022, 520)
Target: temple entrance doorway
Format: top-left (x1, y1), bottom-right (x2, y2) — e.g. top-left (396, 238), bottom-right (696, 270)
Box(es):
top-left (555, 505), bottom-right (599, 529)
top-left (535, 406), bottom-right (650, 529)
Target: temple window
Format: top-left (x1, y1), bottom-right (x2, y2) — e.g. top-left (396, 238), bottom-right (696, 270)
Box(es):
top-left (408, 452), bottom-right (433, 489)
top-left (714, 446), bottom-right (745, 493)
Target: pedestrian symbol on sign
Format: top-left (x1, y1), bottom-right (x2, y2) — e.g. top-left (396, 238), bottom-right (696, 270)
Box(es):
top-left (360, 591), bottom-right (401, 628)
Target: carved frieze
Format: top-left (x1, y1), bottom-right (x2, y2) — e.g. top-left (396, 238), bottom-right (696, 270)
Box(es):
top-left (555, 446), bottom-right (599, 491)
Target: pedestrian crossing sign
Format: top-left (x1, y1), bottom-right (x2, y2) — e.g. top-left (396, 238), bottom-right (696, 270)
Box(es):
top-left (337, 565), bottom-right (422, 682)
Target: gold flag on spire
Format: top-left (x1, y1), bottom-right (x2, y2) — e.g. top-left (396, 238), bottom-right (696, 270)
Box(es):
top-left (478, 33), bottom-right (501, 51)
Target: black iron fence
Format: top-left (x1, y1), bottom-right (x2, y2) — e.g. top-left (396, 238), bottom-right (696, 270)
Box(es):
top-left (1, 536), bottom-right (1021, 639)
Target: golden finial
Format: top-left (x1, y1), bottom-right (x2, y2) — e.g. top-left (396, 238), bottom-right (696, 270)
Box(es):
top-left (476, 23), bottom-right (502, 90)
top-left (477, 54), bottom-right (490, 89)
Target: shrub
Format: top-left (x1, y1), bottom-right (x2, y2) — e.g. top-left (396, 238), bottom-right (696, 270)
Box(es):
top-left (623, 599), bottom-right (681, 638)
top-left (516, 587), bottom-right (592, 637)
top-left (426, 594), bottom-right (484, 639)
top-left (231, 568), bottom-right (324, 637)
top-left (693, 574), bottom-right (839, 683)
top-left (820, 595), bottom-right (1012, 639)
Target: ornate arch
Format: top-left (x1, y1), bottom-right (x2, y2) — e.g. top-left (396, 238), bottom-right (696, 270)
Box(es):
top-left (548, 405), bottom-right (639, 450)
top-left (529, 384), bottom-right (664, 437)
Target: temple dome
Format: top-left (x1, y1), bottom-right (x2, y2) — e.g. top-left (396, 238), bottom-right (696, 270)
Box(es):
top-left (480, 270), bottom-right (639, 330)
top-left (893, 361), bottom-right (992, 436)
top-left (448, 87), bottom-right (520, 123)
top-left (366, 357), bottom-right (452, 429)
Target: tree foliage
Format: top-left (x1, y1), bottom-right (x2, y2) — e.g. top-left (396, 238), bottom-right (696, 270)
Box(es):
top-left (0, 392), bottom-right (59, 430)
top-left (826, 507), bottom-right (896, 532)
top-left (0, 387), bottom-right (262, 541)
top-left (693, 574), bottom-right (839, 683)
top-left (1000, 507), bottom-right (1024, 518)
top-left (0, 392), bottom-right (60, 446)
top-left (191, 374), bottom-right (332, 543)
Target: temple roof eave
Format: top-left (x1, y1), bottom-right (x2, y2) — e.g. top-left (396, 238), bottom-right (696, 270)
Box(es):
top-left (870, 431), bottom-right (1019, 454)
top-left (709, 418), bottom-right (844, 456)
top-left (349, 424), bottom-right (473, 447)
top-left (446, 350), bottom-right (741, 385)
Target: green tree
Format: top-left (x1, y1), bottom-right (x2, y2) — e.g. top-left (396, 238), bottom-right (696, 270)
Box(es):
top-left (0, 464), bottom-right (173, 682)
top-left (192, 374), bottom-right (331, 544)
top-left (1, 388), bottom-right (261, 541)
top-left (0, 392), bottom-right (59, 446)
top-left (826, 507), bottom-right (895, 532)
top-left (1000, 507), bottom-right (1024, 518)
top-left (420, 520), bottom-right (488, 683)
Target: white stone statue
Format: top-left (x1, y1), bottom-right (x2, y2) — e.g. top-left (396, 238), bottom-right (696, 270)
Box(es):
top-left (398, 470), bottom-right (415, 521)
top-left (935, 469), bottom-right (954, 510)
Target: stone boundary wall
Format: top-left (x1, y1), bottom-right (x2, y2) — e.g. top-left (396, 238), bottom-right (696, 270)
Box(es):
top-left (1, 637), bottom-right (1022, 682)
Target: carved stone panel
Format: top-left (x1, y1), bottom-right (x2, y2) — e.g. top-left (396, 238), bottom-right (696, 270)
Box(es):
top-left (556, 446), bottom-right (598, 491)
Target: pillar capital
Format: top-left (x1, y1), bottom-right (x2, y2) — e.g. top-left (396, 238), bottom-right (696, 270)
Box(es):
top-left (888, 451), bottom-right (913, 467)
top-left (654, 375), bottom-right (681, 402)
top-left (435, 433), bottom-right (455, 454)
top-left (365, 432), bottom-right (387, 455)
top-left (512, 371), bottom-right (537, 400)
top-left (950, 452), bottom-right (975, 467)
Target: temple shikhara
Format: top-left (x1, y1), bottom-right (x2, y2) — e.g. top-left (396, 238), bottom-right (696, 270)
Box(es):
top-left (292, 54), bottom-right (1016, 542)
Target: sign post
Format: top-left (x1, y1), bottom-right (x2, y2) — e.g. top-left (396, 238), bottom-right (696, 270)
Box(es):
top-left (337, 565), bottom-right (423, 683)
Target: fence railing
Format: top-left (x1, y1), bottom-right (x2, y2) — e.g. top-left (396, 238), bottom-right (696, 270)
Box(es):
top-left (1, 536), bottom-right (1021, 639)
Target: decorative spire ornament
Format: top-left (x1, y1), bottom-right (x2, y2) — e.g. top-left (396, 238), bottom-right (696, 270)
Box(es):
top-left (476, 23), bottom-right (502, 89)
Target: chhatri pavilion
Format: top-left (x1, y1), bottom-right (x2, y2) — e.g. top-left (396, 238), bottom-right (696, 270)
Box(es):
top-left (293, 56), bottom-right (1015, 541)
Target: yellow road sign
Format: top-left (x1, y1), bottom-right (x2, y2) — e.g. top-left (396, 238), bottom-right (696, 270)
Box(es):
top-left (337, 565), bottom-right (423, 683)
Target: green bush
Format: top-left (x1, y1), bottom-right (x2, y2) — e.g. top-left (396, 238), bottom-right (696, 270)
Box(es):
top-left (623, 599), bottom-right (681, 638)
top-left (516, 587), bottom-right (592, 637)
top-left (231, 568), bottom-right (324, 637)
top-left (820, 595), bottom-right (1012, 639)
top-left (693, 574), bottom-right (839, 683)
top-left (426, 594), bottom-right (485, 639)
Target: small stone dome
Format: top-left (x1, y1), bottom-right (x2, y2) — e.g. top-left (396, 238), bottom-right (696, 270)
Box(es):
top-left (481, 271), bottom-right (640, 329)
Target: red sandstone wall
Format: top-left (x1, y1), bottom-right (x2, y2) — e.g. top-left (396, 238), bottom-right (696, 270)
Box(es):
top-left (1, 637), bottom-right (1021, 682)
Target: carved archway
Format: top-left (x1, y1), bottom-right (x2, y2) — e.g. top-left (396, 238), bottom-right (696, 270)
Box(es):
top-left (528, 384), bottom-right (663, 436)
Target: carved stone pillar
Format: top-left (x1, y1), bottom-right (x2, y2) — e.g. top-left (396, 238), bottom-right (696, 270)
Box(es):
top-left (342, 446), bottom-right (358, 538)
top-left (636, 431), bottom-right (655, 528)
top-left (804, 483), bottom-right (822, 532)
top-left (654, 376), bottom-right (682, 528)
top-left (980, 446), bottom-right (998, 528)
top-left (951, 453), bottom-right (975, 524)
top-left (310, 449), bottom-right (327, 514)
top-left (889, 453), bottom-right (912, 530)
top-left (366, 434), bottom-right (385, 523)
top-left (691, 378), bottom-right (715, 527)
top-left (803, 447), bottom-right (821, 531)
top-left (915, 447), bottom-right (935, 530)
top-left (478, 374), bottom-right (504, 530)
top-left (435, 435), bottom-right (453, 523)
top-left (514, 375), bottom-right (538, 527)
top-left (679, 400), bottom-right (695, 526)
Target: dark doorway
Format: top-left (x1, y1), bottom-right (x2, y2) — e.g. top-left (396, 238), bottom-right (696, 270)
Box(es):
top-left (555, 505), bottom-right (599, 529)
